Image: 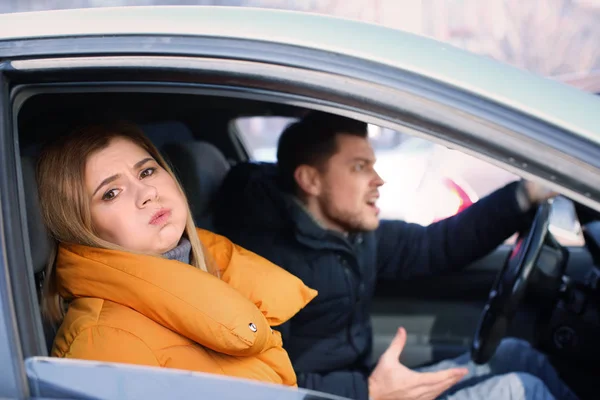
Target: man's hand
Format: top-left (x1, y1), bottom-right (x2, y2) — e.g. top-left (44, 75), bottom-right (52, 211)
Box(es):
top-left (368, 328), bottom-right (468, 400)
top-left (516, 180), bottom-right (558, 212)
top-left (523, 180), bottom-right (558, 205)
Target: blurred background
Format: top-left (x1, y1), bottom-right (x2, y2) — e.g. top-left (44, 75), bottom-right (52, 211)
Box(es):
top-left (4, 0), bottom-right (599, 242)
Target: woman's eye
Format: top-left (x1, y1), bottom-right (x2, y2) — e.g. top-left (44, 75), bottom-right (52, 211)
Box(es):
top-left (353, 163), bottom-right (365, 172)
top-left (140, 167), bottom-right (156, 179)
top-left (102, 189), bottom-right (120, 201)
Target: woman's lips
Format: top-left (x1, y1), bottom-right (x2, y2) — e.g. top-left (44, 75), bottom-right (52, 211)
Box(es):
top-left (149, 208), bottom-right (172, 226)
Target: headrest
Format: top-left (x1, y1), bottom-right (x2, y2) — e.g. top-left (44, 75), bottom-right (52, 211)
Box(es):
top-left (213, 162), bottom-right (291, 235)
top-left (21, 156), bottom-right (52, 274)
top-left (142, 121), bottom-right (194, 149)
top-left (161, 141), bottom-right (231, 230)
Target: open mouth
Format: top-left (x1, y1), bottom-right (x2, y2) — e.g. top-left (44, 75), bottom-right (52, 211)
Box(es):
top-left (366, 197), bottom-right (380, 214)
top-left (149, 208), bottom-right (172, 226)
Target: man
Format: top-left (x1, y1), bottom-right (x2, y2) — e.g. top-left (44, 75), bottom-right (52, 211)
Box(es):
top-left (214, 112), bottom-right (576, 399)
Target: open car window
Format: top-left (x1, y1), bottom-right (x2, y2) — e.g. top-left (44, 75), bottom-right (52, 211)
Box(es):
top-left (233, 116), bottom-right (584, 247)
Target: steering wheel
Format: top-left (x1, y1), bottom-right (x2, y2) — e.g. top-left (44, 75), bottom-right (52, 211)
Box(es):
top-left (471, 202), bottom-right (552, 364)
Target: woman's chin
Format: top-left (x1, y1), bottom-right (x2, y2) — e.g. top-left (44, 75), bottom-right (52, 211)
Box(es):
top-left (148, 226), bottom-right (181, 254)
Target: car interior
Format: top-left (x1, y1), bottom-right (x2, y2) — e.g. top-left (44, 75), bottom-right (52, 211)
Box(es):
top-left (11, 89), bottom-right (600, 399)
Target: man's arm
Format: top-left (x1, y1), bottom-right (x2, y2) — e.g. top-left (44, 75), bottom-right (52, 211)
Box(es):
top-left (375, 181), bottom-right (536, 280)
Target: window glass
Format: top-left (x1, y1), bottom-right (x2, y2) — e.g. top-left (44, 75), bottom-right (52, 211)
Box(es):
top-left (233, 117), bottom-right (583, 246)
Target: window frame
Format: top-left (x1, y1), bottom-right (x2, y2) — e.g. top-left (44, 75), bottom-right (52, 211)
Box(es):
top-left (0, 68), bottom-right (31, 399)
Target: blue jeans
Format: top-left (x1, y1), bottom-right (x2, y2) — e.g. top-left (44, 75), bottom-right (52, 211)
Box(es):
top-left (417, 338), bottom-right (578, 400)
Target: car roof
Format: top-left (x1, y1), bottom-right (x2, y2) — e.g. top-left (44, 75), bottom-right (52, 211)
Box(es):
top-left (1, 6), bottom-right (599, 143)
top-left (557, 70), bottom-right (600, 94)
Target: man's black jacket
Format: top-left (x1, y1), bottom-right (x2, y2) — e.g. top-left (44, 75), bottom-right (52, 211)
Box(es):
top-left (214, 162), bottom-right (533, 399)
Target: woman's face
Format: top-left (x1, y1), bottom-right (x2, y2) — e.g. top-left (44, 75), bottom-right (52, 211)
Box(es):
top-left (85, 137), bottom-right (188, 254)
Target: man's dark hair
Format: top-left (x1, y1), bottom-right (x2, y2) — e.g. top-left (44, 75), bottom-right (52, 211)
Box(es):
top-left (276, 111), bottom-right (368, 193)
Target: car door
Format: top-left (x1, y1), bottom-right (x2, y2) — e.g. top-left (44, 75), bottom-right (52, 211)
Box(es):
top-left (3, 8), bottom-right (600, 394)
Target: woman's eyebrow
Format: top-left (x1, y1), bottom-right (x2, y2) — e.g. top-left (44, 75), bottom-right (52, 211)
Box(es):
top-left (134, 157), bottom-right (154, 169)
top-left (92, 158), bottom-right (154, 197)
top-left (92, 174), bottom-right (120, 197)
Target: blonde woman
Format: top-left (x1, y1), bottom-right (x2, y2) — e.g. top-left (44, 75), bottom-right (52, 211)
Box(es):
top-left (36, 121), bottom-right (317, 386)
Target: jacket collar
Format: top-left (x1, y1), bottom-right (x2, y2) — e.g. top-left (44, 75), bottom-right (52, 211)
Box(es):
top-left (284, 194), bottom-right (362, 255)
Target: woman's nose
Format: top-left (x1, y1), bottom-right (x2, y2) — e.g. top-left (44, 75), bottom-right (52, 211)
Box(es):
top-left (137, 181), bottom-right (159, 208)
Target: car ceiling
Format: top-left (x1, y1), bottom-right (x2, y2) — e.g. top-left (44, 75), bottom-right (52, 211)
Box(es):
top-left (16, 91), bottom-right (304, 159)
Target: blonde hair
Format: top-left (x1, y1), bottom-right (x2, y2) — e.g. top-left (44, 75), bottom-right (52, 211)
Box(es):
top-left (37, 121), bottom-right (216, 323)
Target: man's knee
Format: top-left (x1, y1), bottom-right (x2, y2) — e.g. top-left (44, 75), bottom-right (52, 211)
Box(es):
top-left (490, 338), bottom-right (550, 377)
top-left (497, 337), bottom-right (531, 353)
top-left (450, 373), bottom-right (551, 400)
top-left (495, 338), bottom-right (544, 361)
top-left (507, 372), bottom-right (553, 399)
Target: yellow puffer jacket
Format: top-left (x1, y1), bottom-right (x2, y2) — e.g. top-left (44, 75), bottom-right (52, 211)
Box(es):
top-left (52, 229), bottom-right (317, 386)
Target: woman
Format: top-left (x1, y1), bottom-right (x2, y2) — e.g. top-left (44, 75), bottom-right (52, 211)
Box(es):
top-left (37, 121), bottom-right (317, 386)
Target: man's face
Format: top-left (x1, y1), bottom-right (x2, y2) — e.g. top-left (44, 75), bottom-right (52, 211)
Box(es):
top-left (313, 134), bottom-right (384, 233)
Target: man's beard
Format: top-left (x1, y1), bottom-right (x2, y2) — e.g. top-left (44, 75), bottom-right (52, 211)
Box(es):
top-left (319, 190), bottom-right (378, 233)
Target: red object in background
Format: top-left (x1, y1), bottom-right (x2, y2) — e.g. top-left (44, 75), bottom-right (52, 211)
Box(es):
top-left (432, 177), bottom-right (476, 222)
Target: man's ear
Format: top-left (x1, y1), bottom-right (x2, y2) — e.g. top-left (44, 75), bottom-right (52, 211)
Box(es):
top-left (294, 165), bottom-right (322, 197)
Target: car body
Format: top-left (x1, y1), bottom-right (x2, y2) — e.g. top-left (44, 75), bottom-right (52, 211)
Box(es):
top-left (0, 6), bottom-right (599, 399)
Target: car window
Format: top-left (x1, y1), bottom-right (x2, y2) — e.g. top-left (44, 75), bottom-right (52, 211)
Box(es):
top-left (233, 116), bottom-right (584, 246)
